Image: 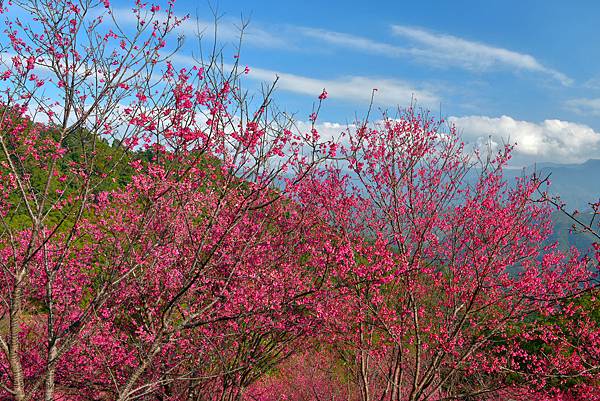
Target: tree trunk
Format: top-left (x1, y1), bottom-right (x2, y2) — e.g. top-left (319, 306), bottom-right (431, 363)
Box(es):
top-left (9, 278), bottom-right (26, 401)
top-left (44, 344), bottom-right (58, 401)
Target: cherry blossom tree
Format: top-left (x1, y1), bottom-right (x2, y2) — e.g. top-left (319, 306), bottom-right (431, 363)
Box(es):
top-left (0, 0), bottom-right (340, 399)
top-left (290, 110), bottom-right (598, 401)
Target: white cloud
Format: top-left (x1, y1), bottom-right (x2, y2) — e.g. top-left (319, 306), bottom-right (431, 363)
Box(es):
top-left (292, 121), bottom-right (351, 141)
top-left (390, 25), bottom-right (571, 85)
top-left (246, 65), bottom-right (439, 108)
top-left (179, 17), bottom-right (288, 49)
top-left (565, 98), bottom-right (600, 116)
top-left (297, 25), bottom-right (571, 85)
top-left (583, 77), bottom-right (600, 90)
top-left (449, 115), bottom-right (600, 165)
top-left (297, 27), bottom-right (411, 58)
top-left (111, 8), bottom-right (288, 48)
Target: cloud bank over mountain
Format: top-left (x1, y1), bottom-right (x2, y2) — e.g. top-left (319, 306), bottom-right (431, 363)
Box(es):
top-left (449, 115), bottom-right (600, 166)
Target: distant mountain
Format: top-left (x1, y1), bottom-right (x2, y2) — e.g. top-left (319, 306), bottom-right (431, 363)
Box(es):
top-left (547, 211), bottom-right (596, 254)
top-left (497, 159), bottom-right (599, 253)
top-left (506, 159), bottom-right (600, 212)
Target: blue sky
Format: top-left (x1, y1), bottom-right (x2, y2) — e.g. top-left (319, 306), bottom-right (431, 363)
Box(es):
top-left (120, 0), bottom-right (600, 166)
